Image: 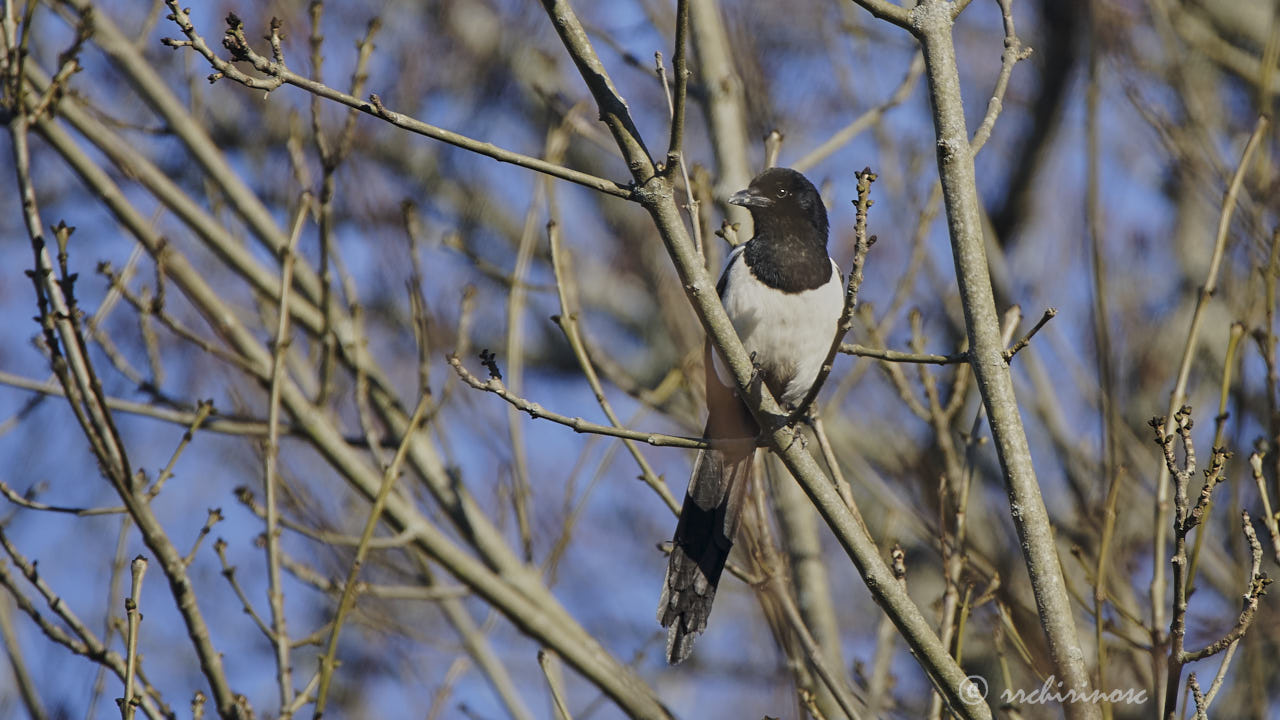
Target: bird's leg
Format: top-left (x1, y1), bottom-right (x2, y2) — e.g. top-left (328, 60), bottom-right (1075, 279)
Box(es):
top-left (743, 354), bottom-right (808, 452)
top-left (744, 350), bottom-right (770, 417)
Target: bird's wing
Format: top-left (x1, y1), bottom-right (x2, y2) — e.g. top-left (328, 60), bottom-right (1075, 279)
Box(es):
top-left (657, 252), bottom-right (758, 664)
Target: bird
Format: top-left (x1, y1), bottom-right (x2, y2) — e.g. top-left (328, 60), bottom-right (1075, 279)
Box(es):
top-left (657, 167), bottom-right (845, 664)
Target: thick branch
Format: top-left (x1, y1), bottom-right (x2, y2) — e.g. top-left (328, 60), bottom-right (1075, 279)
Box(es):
top-left (910, 2), bottom-right (1098, 717)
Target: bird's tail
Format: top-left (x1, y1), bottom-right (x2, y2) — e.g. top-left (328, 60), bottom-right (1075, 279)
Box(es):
top-left (657, 399), bottom-right (756, 664)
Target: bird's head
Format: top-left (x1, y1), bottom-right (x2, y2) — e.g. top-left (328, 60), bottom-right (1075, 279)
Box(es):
top-left (728, 167), bottom-right (828, 241)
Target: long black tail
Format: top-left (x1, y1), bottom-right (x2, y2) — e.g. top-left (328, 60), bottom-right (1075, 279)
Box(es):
top-left (657, 370), bottom-right (757, 664)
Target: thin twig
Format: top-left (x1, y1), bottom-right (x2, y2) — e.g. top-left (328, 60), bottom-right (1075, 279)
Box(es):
top-left (1001, 308), bottom-right (1056, 362)
top-left (182, 509), bottom-right (224, 568)
top-left (655, 44), bottom-right (702, 257)
top-left (840, 343), bottom-right (966, 364)
top-left (0, 369), bottom-right (337, 440)
top-left (0, 478), bottom-right (125, 515)
top-left (88, 515), bottom-right (135, 718)
top-left (538, 650), bottom-right (574, 720)
top-left (788, 167), bottom-right (879, 424)
top-left (119, 556), bottom-right (148, 720)
top-left (858, 306), bottom-right (931, 420)
top-left (969, 0), bottom-right (1033, 154)
top-left (313, 393), bottom-right (431, 718)
top-left (1250, 453), bottom-right (1280, 561)
top-left (161, 5), bottom-right (632, 199)
top-left (504, 170), bottom-right (547, 563)
top-left (214, 539), bottom-right (274, 641)
top-left (549, 220), bottom-right (680, 513)
top-left (0, 591), bottom-right (49, 720)
top-left (794, 53), bottom-right (924, 172)
top-left (811, 416), bottom-right (858, 517)
top-left (1152, 115), bottom-right (1268, 651)
top-left (264, 195), bottom-right (310, 712)
top-left (146, 401), bottom-right (214, 500)
top-left (448, 355), bottom-right (707, 449)
top-left (772, 572), bottom-right (865, 720)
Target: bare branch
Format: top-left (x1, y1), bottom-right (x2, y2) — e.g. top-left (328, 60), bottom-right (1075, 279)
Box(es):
top-left (969, 0), bottom-right (1033, 154)
top-left (449, 355), bottom-right (707, 450)
top-left (841, 343), bottom-right (966, 365)
top-left (1002, 308), bottom-right (1056, 362)
top-left (788, 167), bottom-right (879, 424)
top-left (1152, 115), bottom-right (1268, 649)
top-left (119, 555), bottom-right (148, 720)
top-left (844, 0), bottom-right (912, 30)
top-left (161, 4), bottom-right (632, 199)
top-left (794, 53), bottom-right (924, 172)
top-left (313, 393), bottom-right (430, 717)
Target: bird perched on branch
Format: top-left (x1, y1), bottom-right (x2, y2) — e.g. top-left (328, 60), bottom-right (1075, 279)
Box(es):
top-left (657, 167), bottom-right (844, 664)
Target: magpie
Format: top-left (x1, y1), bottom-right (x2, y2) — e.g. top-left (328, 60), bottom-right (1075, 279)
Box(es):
top-left (657, 167), bottom-right (845, 664)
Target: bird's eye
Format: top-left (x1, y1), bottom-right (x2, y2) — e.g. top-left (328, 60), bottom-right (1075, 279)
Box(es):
top-left (776, 188), bottom-right (789, 198)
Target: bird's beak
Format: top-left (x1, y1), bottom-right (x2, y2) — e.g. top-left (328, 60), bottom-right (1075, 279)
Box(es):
top-left (728, 188), bottom-right (771, 208)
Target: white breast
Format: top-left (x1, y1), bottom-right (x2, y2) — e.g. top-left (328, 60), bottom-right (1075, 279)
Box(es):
top-left (713, 247), bottom-right (844, 407)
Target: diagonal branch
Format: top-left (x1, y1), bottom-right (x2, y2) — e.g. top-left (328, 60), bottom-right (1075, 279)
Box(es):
top-left (160, 3), bottom-right (631, 200)
top-left (9, 93), bottom-right (244, 720)
top-left (33, 102), bottom-right (671, 720)
top-left (539, 1), bottom-right (987, 716)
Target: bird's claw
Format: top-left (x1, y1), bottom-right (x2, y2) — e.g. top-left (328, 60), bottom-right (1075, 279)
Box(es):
top-left (748, 351), bottom-right (764, 381)
top-left (762, 405), bottom-right (809, 453)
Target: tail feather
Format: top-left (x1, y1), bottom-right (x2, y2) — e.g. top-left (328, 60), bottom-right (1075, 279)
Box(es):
top-left (658, 446), bottom-right (753, 663)
top-left (658, 360), bottom-right (757, 664)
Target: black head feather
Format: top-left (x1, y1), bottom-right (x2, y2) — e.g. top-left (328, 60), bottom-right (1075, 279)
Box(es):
top-left (728, 168), bottom-right (833, 293)
top-left (728, 167), bottom-right (828, 242)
